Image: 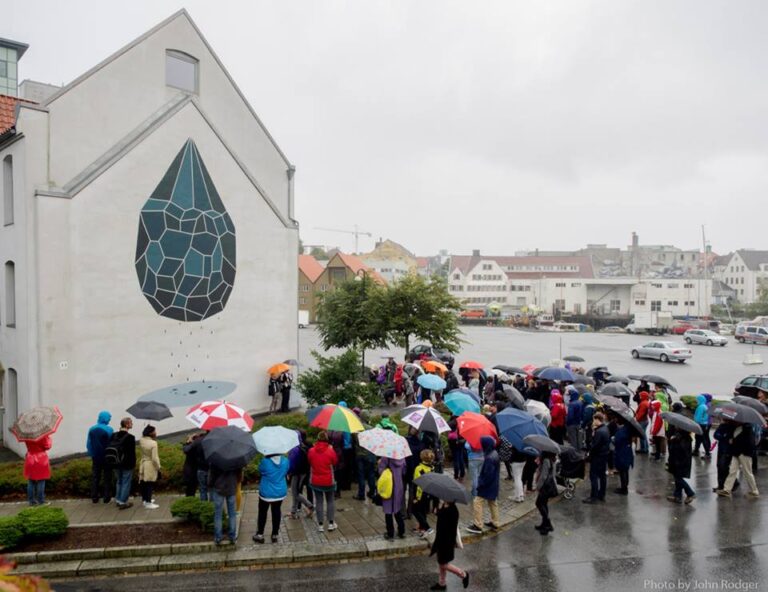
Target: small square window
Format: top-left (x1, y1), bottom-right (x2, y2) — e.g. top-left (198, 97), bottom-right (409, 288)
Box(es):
top-left (166, 50), bottom-right (198, 93)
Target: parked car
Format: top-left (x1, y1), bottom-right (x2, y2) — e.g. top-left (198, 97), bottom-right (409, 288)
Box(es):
top-left (733, 374), bottom-right (768, 398)
top-left (603, 326), bottom-right (625, 333)
top-left (670, 322), bottom-right (696, 335)
top-left (405, 344), bottom-right (456, 368)
top-left (734, 324), bottom-right (768, 345)
top-left (683, 329), bottom-right (728, 347)
top-left (631, 341), bottom-right (693, 363)
top-left (719, 323), bottom-right (735, 335)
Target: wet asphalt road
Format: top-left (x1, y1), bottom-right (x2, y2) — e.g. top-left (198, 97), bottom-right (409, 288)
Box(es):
top-left (62, 454), bottom-right (766, 592)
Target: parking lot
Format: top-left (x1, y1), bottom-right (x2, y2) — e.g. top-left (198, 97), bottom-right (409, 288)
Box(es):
top-left (299, 325), bottom-right (766, 398)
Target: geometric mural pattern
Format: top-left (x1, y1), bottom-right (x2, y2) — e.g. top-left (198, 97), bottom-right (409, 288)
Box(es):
top-left (135, 139), bottom-right (236, 322)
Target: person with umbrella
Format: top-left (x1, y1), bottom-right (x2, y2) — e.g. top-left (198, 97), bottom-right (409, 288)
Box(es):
top-left (86, 411), bottom-right (114, 504)
top-left (466, 435), bottom-right (500, 534)
top-left (252, 450), bottom-right (290, 544)
top-left (566, 392), bottom-right (584, 450)
top-left (307, 431), bottom-right (339, 533)
top-left (379, 455), bottom-right (407, 540)
top-left (23, 434), bottom-right (52, 506)
top-left (667, 424), bottom-right (695, 504)
top-left (447, 416), bottom-right (466, 483)
top-left (429, 498), bottom-right (470, 591)
top-left (712, 419), bottom-right (739, 493)
top-left (634, 392), bottom-right (651, 454)
top-left (534, 449), bottom-right (558, 535)
top-left (717, 421), bottom-right (760, 499)
top-left (649, 399), bottom-right (666, 461)
top-left (110, 418), bottom-right (137, 509)
top-left (288, 430), bottom-right (315, 519)
top-left (692, 395), bottom-right (712, 459)
top-left (210, 462), bottom-right (241, 546)
top-left (138, 425), bottom-right (161, 509)
top-left (613, 417), bottom-right (634, 495)
top-left (412, 449), bottom-right (436, 536)
top-left (583, 412), bottom-right (610, 504)
top-left (548, 390), bottom-right (566, 445)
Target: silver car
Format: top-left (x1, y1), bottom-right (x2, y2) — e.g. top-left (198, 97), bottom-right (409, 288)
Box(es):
top-left (683, 329), bottom-right (728, 347)
top-left (631, 341), bottom-right (693, 363)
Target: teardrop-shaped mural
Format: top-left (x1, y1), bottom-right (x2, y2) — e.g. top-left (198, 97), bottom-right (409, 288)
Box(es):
top-left (135, 139), bottom-right (236, 321)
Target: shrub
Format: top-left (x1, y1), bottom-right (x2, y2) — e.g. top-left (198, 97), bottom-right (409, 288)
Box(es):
top-left (0, 463), bottom-right (27, 498)
top-left (198, 501), bottom-right (216, 532)
top-left (48, 458), bottom-right (92, 497)
top-left (0, 517), bottom-right (24, 550)
top-left (16, 506), bottom-right (68, 539)
top-left (296, 349), bottom-right (382, 409)
top-left (171, 498), bottom-right (219, 532)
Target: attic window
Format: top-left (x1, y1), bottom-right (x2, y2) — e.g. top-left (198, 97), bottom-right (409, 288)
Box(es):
top-left (166, 50), bottom-right (198, 93)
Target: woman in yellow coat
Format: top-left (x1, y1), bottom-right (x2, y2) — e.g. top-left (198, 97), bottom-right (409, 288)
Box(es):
top-left (139, 425), bottom-right (162, 509)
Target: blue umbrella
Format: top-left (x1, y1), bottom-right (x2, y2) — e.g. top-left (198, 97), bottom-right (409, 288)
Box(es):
top-left (252, 426), bottom-right (300, 456)
top-left (539, 367), bottom-right (576, 382)
top-left (445, 387), bottom-right (481, 404)
top-left (444, 392), bottom-right (481, 416)
top-left (417, 374), bottom-right (447, 391)
top-left (495, 408), bottom-right (548, 451)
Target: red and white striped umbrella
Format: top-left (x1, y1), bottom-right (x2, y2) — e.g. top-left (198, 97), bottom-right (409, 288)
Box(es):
top-left (185, 400), bottom-right (254, 432)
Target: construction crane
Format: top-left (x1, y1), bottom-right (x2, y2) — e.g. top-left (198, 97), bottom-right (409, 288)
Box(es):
top-left (313, 225), bottom-right (373, 254)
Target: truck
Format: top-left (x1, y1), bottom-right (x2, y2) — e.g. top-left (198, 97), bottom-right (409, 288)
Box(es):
top-left (626, 311), bottom-right (673, 335)
top-left (298, 310), bottom-right (309, 329)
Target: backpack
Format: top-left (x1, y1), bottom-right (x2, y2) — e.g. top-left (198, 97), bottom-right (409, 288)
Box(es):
top-left (377, 467), bottom-right (393, 500)
top-left (104, 434), bottom-right (125, 467)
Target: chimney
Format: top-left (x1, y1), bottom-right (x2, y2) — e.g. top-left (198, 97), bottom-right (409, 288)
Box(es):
top-left (632, 232), bottom-right (639, 249)
top-left (472, 249), bottom-right (480, 257)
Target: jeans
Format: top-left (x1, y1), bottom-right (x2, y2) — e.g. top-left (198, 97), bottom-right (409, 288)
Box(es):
top-left (673, 477), bottom-right (695, 500)
top-left (468, 457), bottom-right (483, 497)
top-left (257, 498), bottom-right (283, 537)
top-left (589, 457), bottom-right (607, 500)
top-left (114, 469), bottom-right (133, 504)
top-left (213, 491), bottom-right (237, 542)
top-left (312, 488), bottom-right (335, 525)
top-left (290, 475), bottom-right (313, 514)
top-left (91, 460), bottom-right (112, 502)
top-left (27, 480), bottom-right (45, 505)
top-left (355, 456), bottom-right (376, 498)
top-left (385, 511), bottom-right (405, 538)
top-left (450, 442), bottom-right (466, 479)
top-left (197, 469), bottom-right (209, 501)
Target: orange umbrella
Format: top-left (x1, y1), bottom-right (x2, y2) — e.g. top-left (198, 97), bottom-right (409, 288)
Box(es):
top-left (268, 363), bottom-right (291, 377)
top-left (421, 360), bottom-right (447, 376)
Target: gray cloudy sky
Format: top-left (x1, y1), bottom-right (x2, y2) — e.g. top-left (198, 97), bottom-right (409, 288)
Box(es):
top-left (6, 1), bottom-right (768, 256)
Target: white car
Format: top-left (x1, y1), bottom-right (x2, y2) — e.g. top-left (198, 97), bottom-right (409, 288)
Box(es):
top-left (683, 329), bottom-right (727, 347)
top-left (631, 341), bottom-right (693, 363)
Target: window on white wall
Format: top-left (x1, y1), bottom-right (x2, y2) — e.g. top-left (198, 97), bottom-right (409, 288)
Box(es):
top-left (165, 50), bottom-right (198, 93)
top-left (3, 155), bottom-right (12, 226)
top-left (4, 261), bottom-right (15, 327)
top-left (5, 368), bottom-right (18, 424)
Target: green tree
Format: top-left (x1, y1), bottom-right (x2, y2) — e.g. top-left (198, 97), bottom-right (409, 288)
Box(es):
top-left (296, 349), bottom-right (381, 408)
top-left (316, 276), bottom-right (388, 370)
top-left (310, 246), bottom-right (329, 260)
top-left (383, 273), bottom-right (463, 355)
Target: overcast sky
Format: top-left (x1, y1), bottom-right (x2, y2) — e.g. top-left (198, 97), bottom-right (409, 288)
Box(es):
top-left (6, 1), bottom-right (768, 256)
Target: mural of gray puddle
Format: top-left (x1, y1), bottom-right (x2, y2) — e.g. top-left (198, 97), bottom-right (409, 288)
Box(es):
top-left (138, 381), bottom-right (237, 407)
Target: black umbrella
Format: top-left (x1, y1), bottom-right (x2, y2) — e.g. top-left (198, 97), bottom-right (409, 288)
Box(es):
top-left (202, 425), bottom-right (259, 471)
top-left (586, 366), bottom-right (609, 377)
top-left (732, 396), bottom-right (768, 416)
top-left (711, 403), bottom-right (767, 427)
top-left (283, 359), bottom-right (301, 366)
top-left (570, 384), bottom-right (589, 396)
top-left (596, 394), bottom-right (631, 413)
top-left (523, 434), bottom-right (561, 455)
top-left (414, 472), bottom-right (472, 504)
top-left (604, 374), bottom-right (630, 385)
top-left (493, 365), bottom-right (527, 375)
top-left (563, 355), bottom-right (585, 362)
top-left (500, 384), bottom-right (526, 410)
top-left (661, 412), bottom-right (702, 435)
top-left (640, 375), bottom-right (677, 392)
top-left (572, 374), bottom-right (595, 386)
top-left (126, 401), bottom-right (172, 421)
top-left (627, 374), bottom-right (644, 381)
top-left (614, 408), bottom-right (645, 437)
top-left (598, 383), bottom-right (634, 400)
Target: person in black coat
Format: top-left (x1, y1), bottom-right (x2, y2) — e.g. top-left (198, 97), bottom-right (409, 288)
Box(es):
top-left (583, 412), bottom-right (610, 503)
top-left (667, 426), bottom-right (695, 504)
top-left (182, 433), bottom-right (201, 497)
top-left (429, 501), bottom-right (469, 591)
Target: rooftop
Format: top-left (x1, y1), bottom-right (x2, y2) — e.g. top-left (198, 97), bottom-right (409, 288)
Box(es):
top-left (0, 94), bottom-right (36, 136)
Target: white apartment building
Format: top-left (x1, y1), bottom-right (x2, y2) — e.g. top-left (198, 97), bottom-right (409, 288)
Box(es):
top-left (718, 250), bottom-right (768, 304)
top-left (0, 12), bottom-right (298, 456)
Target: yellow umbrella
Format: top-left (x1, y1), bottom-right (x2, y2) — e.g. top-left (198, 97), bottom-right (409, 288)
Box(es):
top-left (268, 363), bottom-right (291, 377)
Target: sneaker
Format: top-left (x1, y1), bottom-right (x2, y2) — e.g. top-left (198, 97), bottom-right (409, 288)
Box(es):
top-left (666, 496), bottom-right (682, 504)
top-left (143, 502), bottom-right (159, 509)
top-left (684, 495), bottom-right (696, 505)
top-left (716, 489), bottom-right (732, 498)
top-left (229, 537), bottom-right (237, 545)
top-left (252, 534), bottom-right (265, 544)
top-left (747, 491), bottom-right (760, 499)
top-left (214, 539), bottom-right (222, 546)
top-left (271, 535), bottom-right (279, 543)
top-left (484, 521), bottom-right (499, 531)
top-left (465, 524), bottom-right (483, 534)
top-left (318, 525), bottom-right (324, 533)
top-left (117, 502), bottom-right (133, 510)
top-left (582, 497), bottom-right (597, 504)
top-left (462, 571), bottom-right (470, 589)
top-left (103, 498), bottom-right (112, 504)
top-left (327, 522), bottom-right (337, 531)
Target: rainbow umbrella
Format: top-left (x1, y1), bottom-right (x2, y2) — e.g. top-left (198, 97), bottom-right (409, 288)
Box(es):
top-left (306, 404), bottom-right (365, 433)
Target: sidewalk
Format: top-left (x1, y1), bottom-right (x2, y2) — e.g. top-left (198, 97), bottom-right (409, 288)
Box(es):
top-left (6, 476), bottom-right (543, 579)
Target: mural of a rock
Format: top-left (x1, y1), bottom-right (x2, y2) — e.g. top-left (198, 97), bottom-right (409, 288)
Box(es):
top-left (135, 139), bottom-right (236, 321)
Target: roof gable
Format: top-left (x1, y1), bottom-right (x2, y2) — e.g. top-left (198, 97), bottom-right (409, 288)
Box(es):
top-left (0, 94), bottom-right (36, 136)
top-left (299, 255), bottom-right (324, 283)
top-left (736, 250), bottom-right (768, 271)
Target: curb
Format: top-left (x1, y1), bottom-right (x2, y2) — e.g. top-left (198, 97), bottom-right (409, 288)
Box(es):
top-left (9, 497), bottom-right (544, 580)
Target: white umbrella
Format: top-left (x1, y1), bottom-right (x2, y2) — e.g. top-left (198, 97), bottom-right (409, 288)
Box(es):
top-left (525, 400), bottom-right (551, 427)
top-left (401, 405), bottom-right (451, 434)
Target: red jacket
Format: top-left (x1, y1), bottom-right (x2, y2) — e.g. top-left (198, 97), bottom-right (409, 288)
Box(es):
top-left (549, 393), bottom-right (566, 428)
top-left (24, 436), bottom-right (52, 481)
top-left (635, 392), bottom-right (650, 422)
top-left (307, 441), bottom-right (338, 487)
